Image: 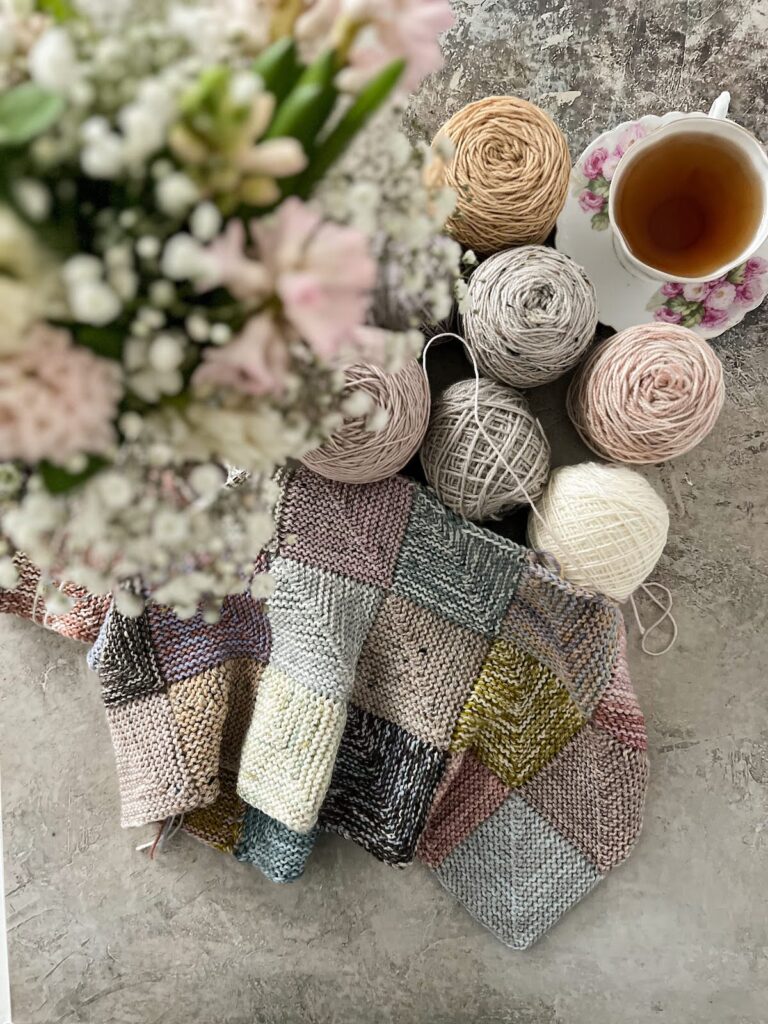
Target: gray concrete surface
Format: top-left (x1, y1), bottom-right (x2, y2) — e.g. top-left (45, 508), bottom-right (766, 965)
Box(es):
top-left (2, 2), bottom-right (768, 1022)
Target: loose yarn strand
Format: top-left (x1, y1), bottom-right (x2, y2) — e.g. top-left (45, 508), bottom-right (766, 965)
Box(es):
top-left (630, 583), bottom-right (678, 657)
top-left (421, 333), bottom-right (678, 654)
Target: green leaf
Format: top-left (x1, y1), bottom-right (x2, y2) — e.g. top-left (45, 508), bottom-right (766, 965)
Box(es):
top-left (264, 82), bottom-right (325, 143)
top-left (36, 0), bottom-right (78, 22)
top-left (294, 59), bottom-right (405, 198)
top-left (252, 37), bottom-right (302, 105)
top-left (591, 176), bottom-right (610, 197)
top-left (0, 83), bottom-right (65, 147)
top-left (39, 455), bottom-right (109, 494)
top-left (591, 211), bottom-right (610, 231)
top-left (72, 324), bottom-right (124, 361)
top-left (265, 49), bottom-right (338, 149)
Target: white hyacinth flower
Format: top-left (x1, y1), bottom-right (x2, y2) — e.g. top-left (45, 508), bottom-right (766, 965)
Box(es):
top-left (162, 233), bottom-right (210, 281)
top-left (190, 202), bottom-right (222, 243)
top-left (13, 180), bottom-right (51, 222)
top-left (29, 28), bottom-right (81, 93)
top-left (68, 279), bottom-right (122, 326)
top-left (156, 172), bottom-right (200, 217)
top-left (82, 134), bottom-right (124, 179)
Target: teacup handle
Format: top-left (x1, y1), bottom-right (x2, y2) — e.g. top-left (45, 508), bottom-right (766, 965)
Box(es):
top-left (708, 91), bottom-right (731, 119)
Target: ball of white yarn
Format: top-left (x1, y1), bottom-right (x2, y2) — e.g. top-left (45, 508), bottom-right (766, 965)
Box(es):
top-left (420, 378), bottom-right (551, 520)
top-left (527, 463), bottom-right (669, 602)
top-left (463, 246), bottom-right (598, 388)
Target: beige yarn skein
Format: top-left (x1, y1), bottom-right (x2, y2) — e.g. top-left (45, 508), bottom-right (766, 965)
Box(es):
top-left (420, 378), bottom-right (551, 521)
top-left (429, 96), bottom-right (571, 253)
top-left (567, 323), bottom-right (726, 464)
top-left (301, 360), bottom-right (430, 484)
top-left (463, 246), bottom-right (598, 388)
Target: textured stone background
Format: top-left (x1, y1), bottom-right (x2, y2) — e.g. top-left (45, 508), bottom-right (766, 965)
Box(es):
top-left (2, 2), bottom-right (767, 1022)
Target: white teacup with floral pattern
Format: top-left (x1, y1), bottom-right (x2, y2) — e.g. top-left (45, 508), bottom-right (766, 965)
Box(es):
top-left (607, 95), bottom-right (768, 284)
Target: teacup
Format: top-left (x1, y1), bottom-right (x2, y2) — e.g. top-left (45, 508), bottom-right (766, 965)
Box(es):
top-left (607, 94), bottom-right (768, 284)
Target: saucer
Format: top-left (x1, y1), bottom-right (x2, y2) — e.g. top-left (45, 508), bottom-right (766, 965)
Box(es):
top-left (555, 112), bottom-right (768, 339)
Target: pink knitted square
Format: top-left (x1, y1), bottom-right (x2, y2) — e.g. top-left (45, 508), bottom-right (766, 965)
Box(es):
top-left (417, 750), bottom-right (509, 868)
top-left (518, 725), bottom-right (649, 873)
top-left (278, 467), bottom-right (413, 588)
top-left (592, 623), bottom-right (648, 751)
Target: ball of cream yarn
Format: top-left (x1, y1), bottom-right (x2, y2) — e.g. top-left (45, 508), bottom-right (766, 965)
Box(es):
top-left (420, 378), bottom-right (551, 520)
top-left (463, 246), bottom-right (598, 388)
top-left (429, 96), bottom-right (571, 253)
top-left (567, 323), bottom-right (725, 464)
top-left (302, 360), bottom-right (430, 484)
top-left (527, 463), bottom-right (669, 602)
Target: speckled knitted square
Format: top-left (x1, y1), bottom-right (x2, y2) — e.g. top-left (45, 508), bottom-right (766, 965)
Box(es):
top-left (1, 468), bottom-right (649, 949)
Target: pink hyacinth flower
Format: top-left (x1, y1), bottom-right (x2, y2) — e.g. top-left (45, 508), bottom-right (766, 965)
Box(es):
top-left (299, 0), bottom-right (454, 91)
top-left (0, 323), bottom-right (122, 465)
top-left (253, 197), bottom-right (376, 360)
top-left (364, 0), bottom-right (456, 90)
top-left (192, 314), bottom-right (289, 397)
top-left (200, 220), bottom-right (271, 302)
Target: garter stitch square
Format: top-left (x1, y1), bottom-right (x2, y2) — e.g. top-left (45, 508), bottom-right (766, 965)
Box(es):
top-left (319, 706), bottom-right (446, 865)
top-left (237, 664), bottom-right (347, 834)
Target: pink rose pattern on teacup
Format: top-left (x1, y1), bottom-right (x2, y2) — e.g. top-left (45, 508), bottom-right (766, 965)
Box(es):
top-left (574, 122), bottom-right (648, 231)
top-left (646, 257), bottom-right (768, 330)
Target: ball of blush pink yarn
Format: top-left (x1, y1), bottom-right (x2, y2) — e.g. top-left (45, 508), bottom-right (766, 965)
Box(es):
top-left (301, 360), bottom-right (431, 484)
top-left (567, 323), bottom-right (725, 464)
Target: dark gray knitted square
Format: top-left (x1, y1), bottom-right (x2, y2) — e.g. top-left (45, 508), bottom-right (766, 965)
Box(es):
top-left (319, 707), bottom-right (446, 865)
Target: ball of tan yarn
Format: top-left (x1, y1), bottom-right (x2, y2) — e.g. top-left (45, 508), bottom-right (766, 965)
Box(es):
top-left (420, 378), bottom-right (551, 520)
top-left (430, 96), bottom-right (571, 253)
top-left (463, 246), bottom-right (598, 388)
top-left (301, 360), bottom-right (430, 484)
top-left (528, 463), bottom-right (669, 602)
top-left (567, 323), bottom-right (726, 464)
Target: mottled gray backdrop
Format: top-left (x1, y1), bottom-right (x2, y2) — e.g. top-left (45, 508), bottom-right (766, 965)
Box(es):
top-left (2, 2), bottom-right (767, 1022)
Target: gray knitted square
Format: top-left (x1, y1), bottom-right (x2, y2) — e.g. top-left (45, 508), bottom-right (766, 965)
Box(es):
top-left (393, 485), bottom-right (526, 637)
top-left (434, 792), bottom-right (600, 949)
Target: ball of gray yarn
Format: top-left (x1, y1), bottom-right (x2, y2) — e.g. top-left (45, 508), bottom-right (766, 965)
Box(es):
top-left (420, 378), bottom-right (551, 521)
top-left (463, 246), bottom-right (598, 388)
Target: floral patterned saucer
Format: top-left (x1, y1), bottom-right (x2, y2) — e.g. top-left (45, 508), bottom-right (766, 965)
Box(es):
top-left (555, 112), bottom-right (768, 339)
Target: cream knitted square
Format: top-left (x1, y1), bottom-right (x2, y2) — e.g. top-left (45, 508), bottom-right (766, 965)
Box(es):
top-left (237, 665), bottom-right (347, 834)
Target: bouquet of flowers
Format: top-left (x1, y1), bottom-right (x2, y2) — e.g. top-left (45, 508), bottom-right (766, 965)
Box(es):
top-left (0, 0), bottom-right (461, 617)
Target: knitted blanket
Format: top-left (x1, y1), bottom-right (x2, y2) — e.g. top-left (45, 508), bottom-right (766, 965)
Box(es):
top-left (0, 467), bottom-right (648, 950)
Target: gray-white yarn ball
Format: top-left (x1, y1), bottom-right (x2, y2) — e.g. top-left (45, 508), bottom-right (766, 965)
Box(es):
top-left (420, 378), bottom-right (551, 521)
top-left (463, 246), bottom-right (598, 388)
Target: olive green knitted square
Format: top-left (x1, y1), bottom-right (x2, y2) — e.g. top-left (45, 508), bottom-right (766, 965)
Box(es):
top-left (450, 639), bottom-right (585, 789)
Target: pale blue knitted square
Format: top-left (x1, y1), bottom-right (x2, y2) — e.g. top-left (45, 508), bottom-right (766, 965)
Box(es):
top-left (267, 556), bottom-right (383, 701)
top-left (434, 793), bottom-right (601, 949)
top-left (234, 807), bottom-right (317, 884)
top-left (393, 484), bottom-right (526, 638)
